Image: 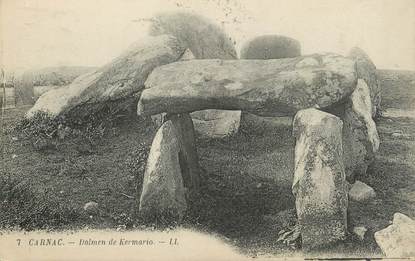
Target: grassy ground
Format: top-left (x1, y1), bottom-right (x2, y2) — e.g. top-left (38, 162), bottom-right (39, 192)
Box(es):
top-left (0, 108), bottom-right (155, 230)
top-left (0, 69), bottom-right (414, 257)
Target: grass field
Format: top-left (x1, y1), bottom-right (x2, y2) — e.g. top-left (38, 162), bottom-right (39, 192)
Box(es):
top-left (0, 69), bottom-right (414, 257)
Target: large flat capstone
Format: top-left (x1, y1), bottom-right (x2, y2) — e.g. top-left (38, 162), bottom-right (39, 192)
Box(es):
top-left (137, 53), bottom-right (357, 117)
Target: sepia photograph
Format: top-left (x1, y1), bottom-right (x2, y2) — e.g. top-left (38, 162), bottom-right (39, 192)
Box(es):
top-left (1, 0), bottom-right (414, 260)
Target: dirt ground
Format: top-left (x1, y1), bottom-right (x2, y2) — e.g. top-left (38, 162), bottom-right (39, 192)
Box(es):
top-left (1, 69), bottom-right (414, 257)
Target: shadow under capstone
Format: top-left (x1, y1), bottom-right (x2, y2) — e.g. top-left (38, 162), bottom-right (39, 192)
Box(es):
top-left (183, 115), bottom-right (297, 253)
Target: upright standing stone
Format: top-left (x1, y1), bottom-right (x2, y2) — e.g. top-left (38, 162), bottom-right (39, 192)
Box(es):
top-left (139, 114), bottom-right (200, 223)
top-left (139, 120), bottom-right (187, 223)
top-left (343, 79), bottom-right (380, 181)
top-left (169, 113), bottom-right (201, 191)
top-left (292, 108), bottom-right (348, 250)
top-left (348, 47), bottom-right (381, 117)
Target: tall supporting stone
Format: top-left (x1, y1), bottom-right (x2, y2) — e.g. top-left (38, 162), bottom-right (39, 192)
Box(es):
top-left (348, 47), bottom-right (381, 117)
top-left (292, 108), bottom-right (348, 250)
top-left (139, 113), bottom-right (200, 223)
top-left (343, 79), bottom-right (380, 181)
top-left (168, 113), bottom-right (201, 191)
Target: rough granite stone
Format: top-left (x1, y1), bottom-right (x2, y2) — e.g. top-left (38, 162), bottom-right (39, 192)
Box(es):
top-left (191, 109), bottom-right (241, 138)
top-left (349, 181), bottom-right (376, 202)
top-left (138, 53), bottom-right (357, 117)
top-left (374, 213), bottom-right (415, 257)
top-left (27, 35), bottom-right (186, 119)
top-left (342, 79), bottom-right (380, 181)
top-left (292, 108), bottom-right (348, 250)
top-left (348, 47), bottom-right (381, 117)
top-left (139, 114), bottom-right (200, 223)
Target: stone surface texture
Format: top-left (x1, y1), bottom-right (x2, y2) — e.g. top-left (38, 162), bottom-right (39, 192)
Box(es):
top-left (374, 213), bottom-right (415, 257)
top-left (139, 114), bottom-right (200, 222)
top-left (292, 108), bottom-right (348, 250)
top-left (138, 53), bottom-right (357, 117)
top-left (348, 181), bottom-right (376, 202)
top-left (348, 47), bottom-right (381, 117)
top-left (27, 35), bottom-right (186, 119)
top-left (191, 109), bottom-right (241, 138)
top-left (342, 79), bottom-right (380, 180)
top-left (139, 120), bottom-right (187, 222)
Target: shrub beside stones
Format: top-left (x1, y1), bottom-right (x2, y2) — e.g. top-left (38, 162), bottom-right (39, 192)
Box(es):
top-left (149, 12), bottom-right (237, 59)
top-left (240, 35), bottom-right (301, 60)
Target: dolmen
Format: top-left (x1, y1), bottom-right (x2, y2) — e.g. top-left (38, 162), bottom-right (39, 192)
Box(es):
top-left (25, 11), bottom-right (381, 252)
top-left (137, 52), bottom-right (380, 250)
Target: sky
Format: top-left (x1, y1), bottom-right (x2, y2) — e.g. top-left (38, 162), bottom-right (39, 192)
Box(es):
top-left (1, 0), bottom-right (415, 73)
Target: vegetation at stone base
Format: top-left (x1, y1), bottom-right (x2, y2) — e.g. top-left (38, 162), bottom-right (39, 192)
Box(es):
top-left (1, 106), bottom-right (153, 231)
top-left (12, 99), bottom-right (137, 146)
top-left (0, 70), bottom-right (414, 257)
